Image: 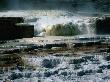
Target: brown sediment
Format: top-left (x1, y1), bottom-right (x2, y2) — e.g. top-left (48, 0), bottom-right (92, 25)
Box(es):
top-left (20, 44), bottom-right (110, 57)
top-left (0, 54), bottom-right (24, 67)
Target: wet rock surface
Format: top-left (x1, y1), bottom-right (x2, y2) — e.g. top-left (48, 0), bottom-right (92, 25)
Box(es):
top-left (104, 55), bottom-right (110, 61)
top-left (42, 59), bottom-right (60, 68)
top-left (0, 54), bottom-right (109, 82)
top-left (0, 54), bottom-right (24, 67)
top-left (0, 36), bottom-right (110, 82)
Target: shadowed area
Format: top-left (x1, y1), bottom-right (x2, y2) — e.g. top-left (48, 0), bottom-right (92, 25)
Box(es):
top-left (0, 0), bottom-right (110, 12)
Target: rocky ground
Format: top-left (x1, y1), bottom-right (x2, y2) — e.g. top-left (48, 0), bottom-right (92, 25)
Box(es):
top-left (0, 36), bottom-right (110, 82)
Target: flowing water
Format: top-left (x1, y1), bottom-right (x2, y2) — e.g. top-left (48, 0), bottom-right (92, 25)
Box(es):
top-left (0, 10), bottom-right (97, 36)
top-left (1, 54), bottom-right (110, 82)
top-left (0, 10), bottom-right (110, 82)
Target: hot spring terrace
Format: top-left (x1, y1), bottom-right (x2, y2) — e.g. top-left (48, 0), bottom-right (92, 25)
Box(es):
top-left (0, 16), bottom-right (110, 56)
top-left (0, 35), bottom-right (110, 56)
top-left (0, 16), bottom-right (110, 82)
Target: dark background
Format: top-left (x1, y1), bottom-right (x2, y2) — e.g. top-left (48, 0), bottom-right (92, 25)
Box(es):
top-left (0, 0), bottom-right (110, 12)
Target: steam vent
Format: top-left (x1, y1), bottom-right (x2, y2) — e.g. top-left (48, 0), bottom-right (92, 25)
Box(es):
top-left (0, 17), bottom-right (34, 40)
